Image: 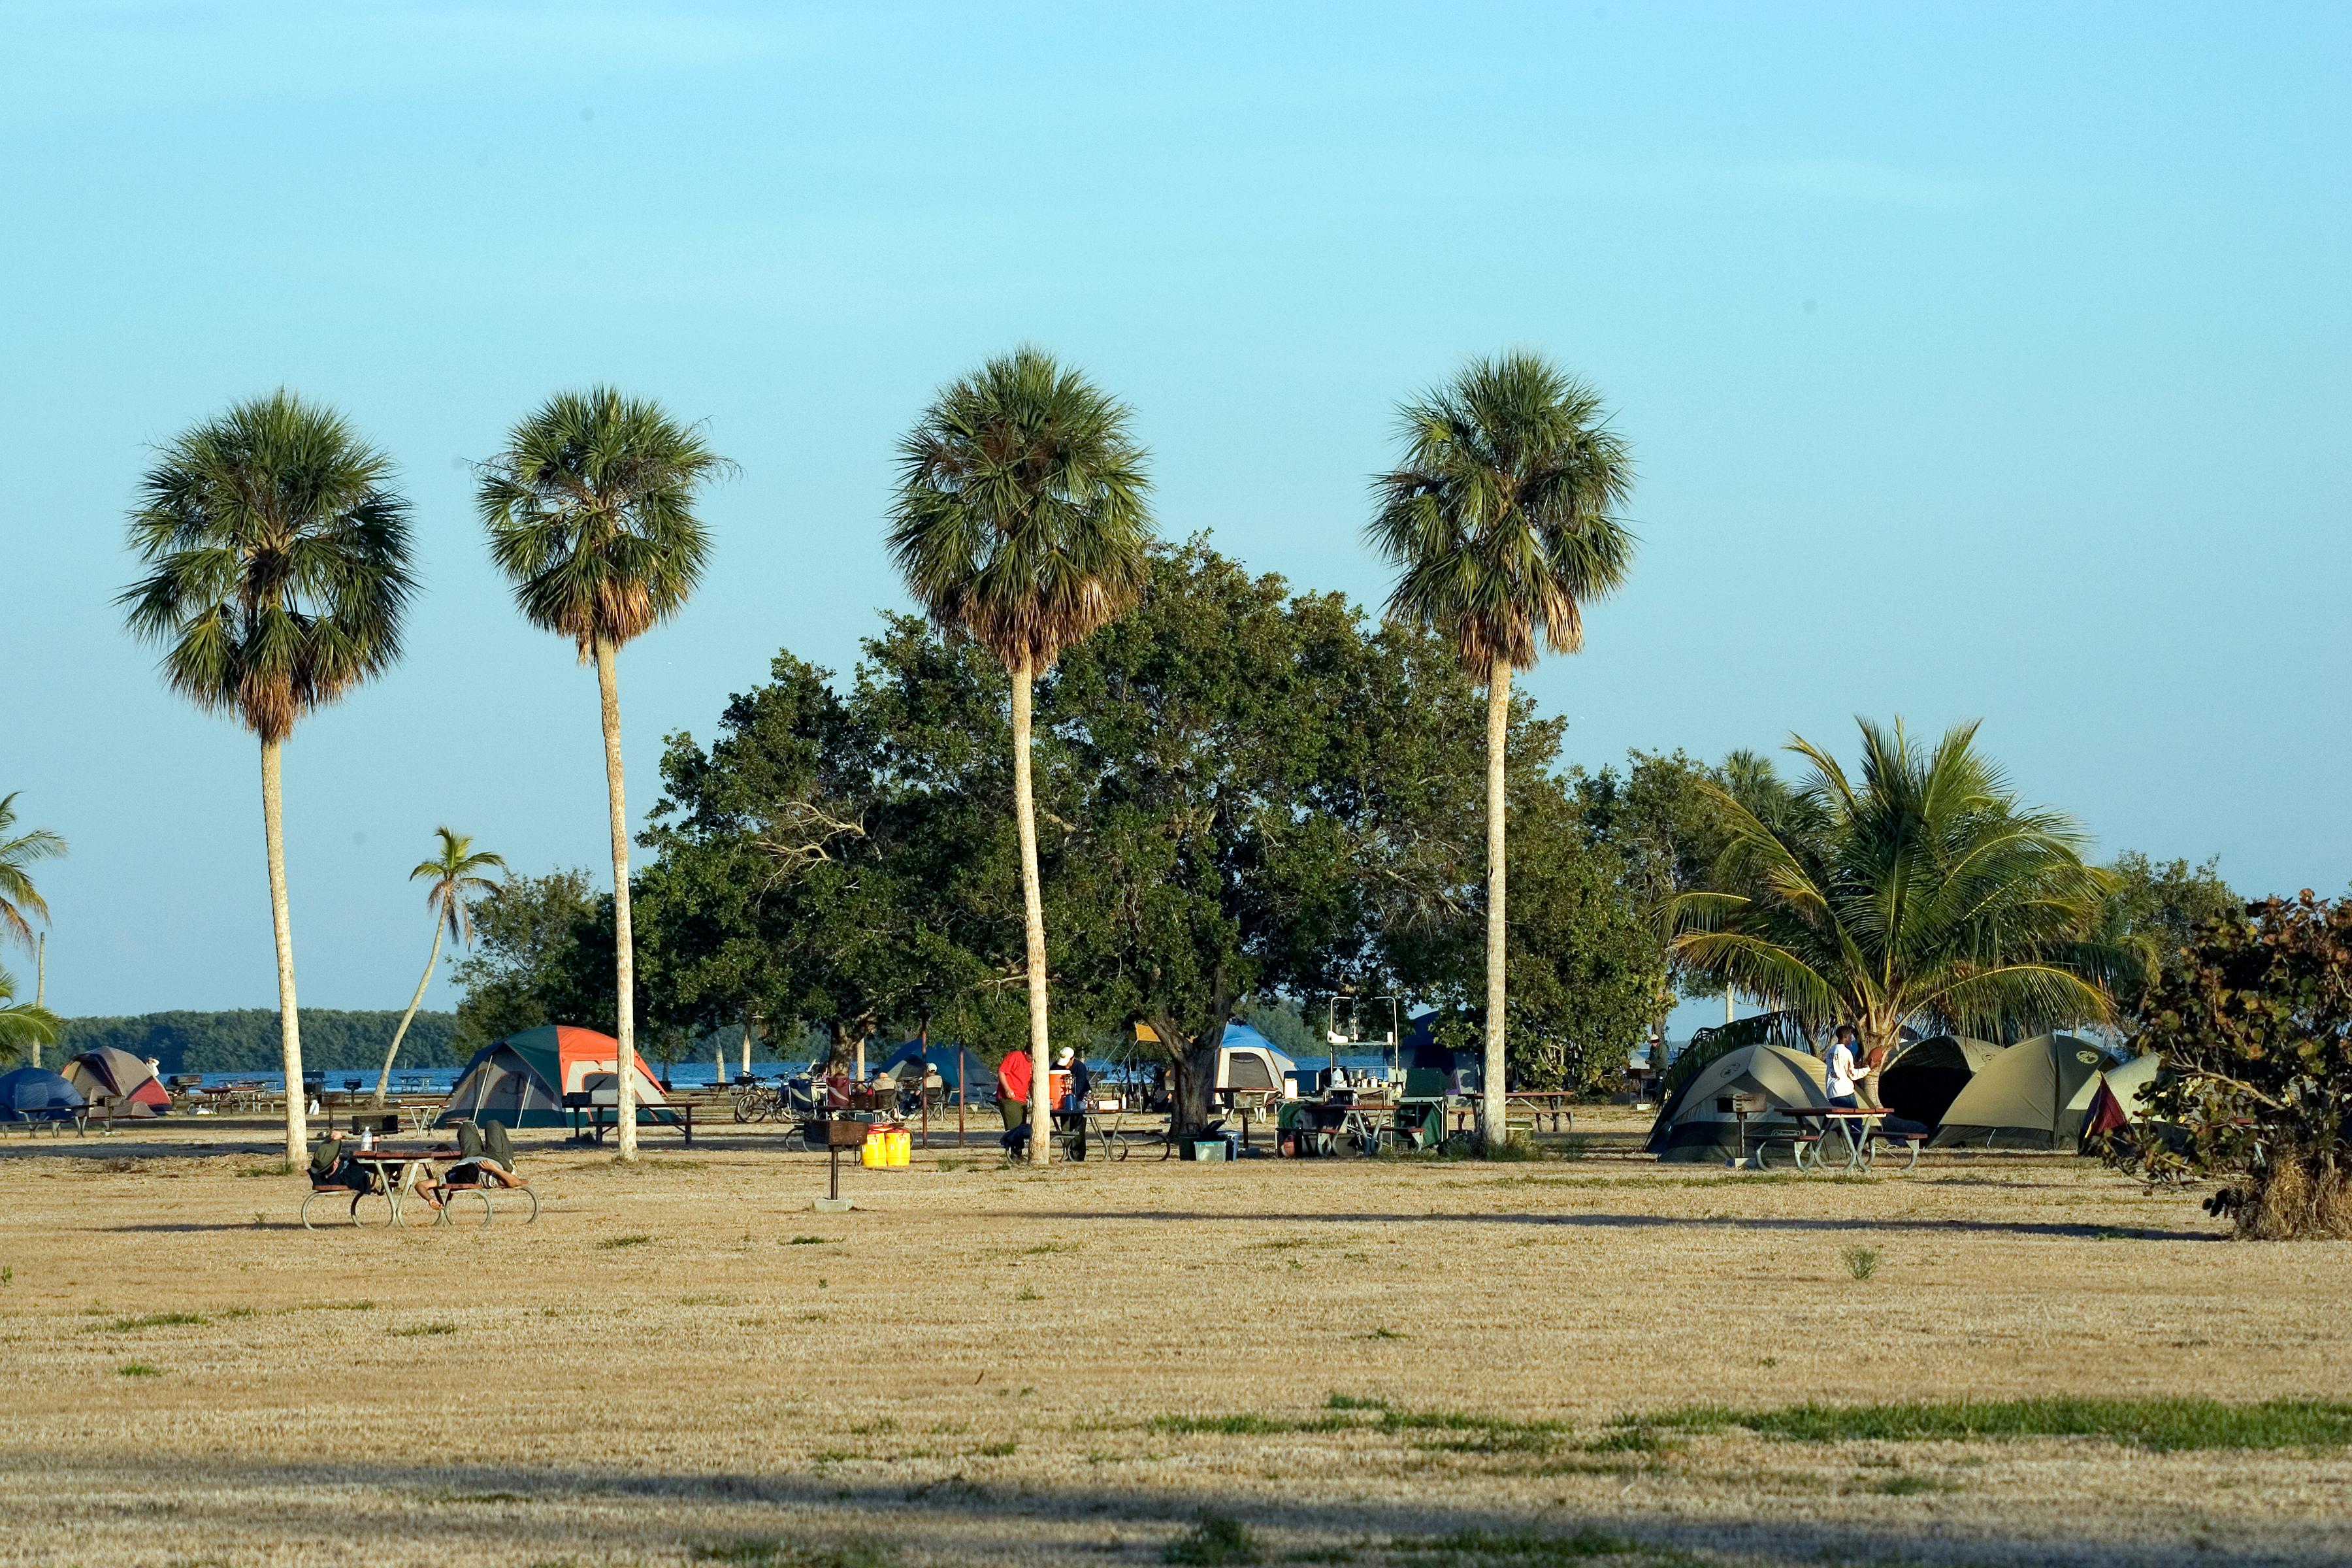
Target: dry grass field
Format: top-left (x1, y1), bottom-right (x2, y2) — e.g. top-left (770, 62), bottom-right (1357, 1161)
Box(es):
top-left (3, 1107), bottom-right (2347, 1567)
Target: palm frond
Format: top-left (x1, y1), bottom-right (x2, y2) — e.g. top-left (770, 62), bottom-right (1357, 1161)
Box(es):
top-left (887, 348), bottom-right (1154, 670)
top-left (478, 388), bottom-right (731, 654)
top-left (120, 391), bottom-right (416, 742)
top-left (1365, 351), bottom-right (1635, 680)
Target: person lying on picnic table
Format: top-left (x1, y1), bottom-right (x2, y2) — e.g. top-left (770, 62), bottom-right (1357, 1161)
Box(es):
top-left (307, 1129), bottom-right (444, 1208)
top-left (444, 1119), bottom-right (529, 1190)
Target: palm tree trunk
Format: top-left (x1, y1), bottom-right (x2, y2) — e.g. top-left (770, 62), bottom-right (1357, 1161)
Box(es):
top-left (1482, 663), bottom-right (1510, 1152)
top-left (30, 933), bottom-right (42, 1070)
top-left (376, 921), bottom-right (444, 1104)
top-left (261, 737), bottom-right (307, 1162)
top-left (595, 640), bottom-right (639, 1161)
top-left (1011, 655), bottom-right (1053, 1167)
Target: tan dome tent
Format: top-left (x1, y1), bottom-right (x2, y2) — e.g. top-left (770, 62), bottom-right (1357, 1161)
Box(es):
top-left (1646, 1043), bottom-right (1831, 1162)
top-left (1929, 1034), bottom-right (2121, 1150)
top-left (1876, 1034), bottom-right (2002, 1130)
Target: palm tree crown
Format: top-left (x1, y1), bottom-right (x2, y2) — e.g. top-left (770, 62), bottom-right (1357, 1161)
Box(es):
top-left (888, 347), bottom-right (1153, 672)
top-left (415, 827), bottom-right (506, 942)
top-left (0, 793), bottom-right (66, 955)
top-left (1367, 351), bottom-right (1635, 679)
top-left (120, 390), bottom-right (416, 743)
top-left (478, 387), bottom-right (728, 655)
top-left (1671, 719), bottom-right (2119, 1047)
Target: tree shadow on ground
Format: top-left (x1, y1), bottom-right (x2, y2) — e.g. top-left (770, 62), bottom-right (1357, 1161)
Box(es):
top-left (1006, 1209), bottom-right (2223, 1243)
top-left (21, 1452), bottom-right (2334, 1568)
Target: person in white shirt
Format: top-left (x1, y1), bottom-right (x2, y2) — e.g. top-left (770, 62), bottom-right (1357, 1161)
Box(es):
top-left (1823, 1024), bottom-right (1862, 1110)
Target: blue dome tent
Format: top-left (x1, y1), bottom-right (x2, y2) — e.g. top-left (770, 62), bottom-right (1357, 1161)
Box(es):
top-left (0, 1066), bottom-right (85, 1124)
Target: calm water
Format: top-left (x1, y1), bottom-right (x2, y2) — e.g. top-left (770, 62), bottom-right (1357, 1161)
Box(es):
top-left (181, 1049), bottom-right (1416, 1096)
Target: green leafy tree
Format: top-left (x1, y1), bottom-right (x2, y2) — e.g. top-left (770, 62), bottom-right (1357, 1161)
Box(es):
top-left (2109, 891), bottom-right (2352, 1239)
top-left (1672, 719), bottom-right (2119, 1064)
top-left (120, 392), bottom-right (416, 1159)
top-left (448, 868), bottom-right (604, 1047)
top-left (887, 348), bottom-right (1153, 1164)
top-left (640, 646), bottom-right (1000, 1070)
top-left (0, 794), bottom-right (66, 1066)
top-left (2100, 851), bottom-right (2241, 1033)
top-left (480, 388), bottom-right (728, 1160)
top-left (1368, 351), bottom-right (1635, 1147)
top-left (376, 828), bottom-right (506, 1103)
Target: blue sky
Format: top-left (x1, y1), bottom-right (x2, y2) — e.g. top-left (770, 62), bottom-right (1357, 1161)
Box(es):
top-left (3, 1), bottom-right (2345, 1021)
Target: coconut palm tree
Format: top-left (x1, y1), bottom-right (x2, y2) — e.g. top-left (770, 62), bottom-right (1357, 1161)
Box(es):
top-left (1367, 352), bottom-right (1634, 1149)
top-left (479, 388), bottom-right (727, 1160)
top-left (376, 827), bottom-right (506, 1103)
top-left (1670, 719), bottom-right (2120, 1059)
top-left (121, 392), bottom-right (415, 1160)
top-left (0, 794), bottom-right (65, 1068)
top-left (887, 348), bottom-right (1152, 1165)
top-left (0, 967), bottom-right (58, 1070)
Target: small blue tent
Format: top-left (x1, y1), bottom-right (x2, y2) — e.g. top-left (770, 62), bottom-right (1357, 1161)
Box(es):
top-left (0, 1066), bottom-right (85, 1122)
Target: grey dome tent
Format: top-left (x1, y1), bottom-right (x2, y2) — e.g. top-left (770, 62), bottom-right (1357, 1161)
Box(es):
top-left (1876, 1035), bottom-right (2002, 1130)
top-left (1646, 1042), bottom-right (1831, 1162)
top-left (1929, 1034), bottom-right (2123, 1150)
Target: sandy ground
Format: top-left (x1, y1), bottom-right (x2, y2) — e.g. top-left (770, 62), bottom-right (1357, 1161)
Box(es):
top-left (1, 1107), bottom-right (2346, 1567)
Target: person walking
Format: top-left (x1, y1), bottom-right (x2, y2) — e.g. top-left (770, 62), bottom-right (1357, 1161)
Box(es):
top-left (996, 1047), bottom-right (1033, 1158)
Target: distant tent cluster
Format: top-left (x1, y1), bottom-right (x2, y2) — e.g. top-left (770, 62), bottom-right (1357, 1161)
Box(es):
top-left (1647, 1023), bottom-right (2160, 1162)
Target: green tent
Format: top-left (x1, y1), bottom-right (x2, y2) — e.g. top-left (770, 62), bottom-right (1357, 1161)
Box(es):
top-left (1646, 1042), bottom-right (1831, 1162)
top-left (1876, 1034), bottom-right (2003, 1130)
top-left (1929, 1034), bottom-right (2117, 1150)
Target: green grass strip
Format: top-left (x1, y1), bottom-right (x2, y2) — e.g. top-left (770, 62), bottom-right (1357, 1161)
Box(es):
top-left (1633, 1397), bottom-right (2352, 1452)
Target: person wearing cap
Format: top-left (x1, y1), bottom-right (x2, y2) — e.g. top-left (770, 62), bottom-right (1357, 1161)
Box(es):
top-left (1055, 1047), bottom-right (1094, 1115)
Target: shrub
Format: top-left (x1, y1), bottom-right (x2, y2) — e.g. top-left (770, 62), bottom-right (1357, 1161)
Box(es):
top-left (2106, 891), bottom-right (2352, 1238)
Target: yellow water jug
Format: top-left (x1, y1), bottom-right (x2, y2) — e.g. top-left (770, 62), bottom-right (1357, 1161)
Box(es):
top-left (861, 1129), bottom-right (884, 1168)
top-left (889, 1128), bottom-right (911, 1167)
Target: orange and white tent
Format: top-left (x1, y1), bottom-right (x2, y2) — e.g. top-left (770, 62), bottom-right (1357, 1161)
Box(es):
top-left (434, 1025), bottom-right (668, 1129)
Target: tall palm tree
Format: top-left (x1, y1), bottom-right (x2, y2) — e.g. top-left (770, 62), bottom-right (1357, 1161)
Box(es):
top-left (480, 388), bottom-right (727, 1160)
top-left (887, 348), bottom-right (1153, 1165)
top-left (121, 392), bottom-right (414, 1160)
top-left (1367, 352), bottom-right (1634, 1149)
top-left (0, 968), bottom-right (58, 1070)
top-left (376, 827), bottom-right (506, 1103)
top-left (1671, 719), bottom-right (2119, 1058)
top-left (0, 794), bottom-right (65, 1068)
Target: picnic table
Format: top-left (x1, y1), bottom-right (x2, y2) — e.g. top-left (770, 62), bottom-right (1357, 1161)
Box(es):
top-left (563, 1095), bottom-right (694, 1146)
top-left (1772, 1106), bottom-right (1923, 1173)
top-left (306, 1144), bottom-right (529, 1228)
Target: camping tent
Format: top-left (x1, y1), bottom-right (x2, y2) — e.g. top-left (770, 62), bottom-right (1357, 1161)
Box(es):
top-left (877, 1039), bottom-right (986, 1096)
top-left (435, 1025), bottom-right (669, 1129)
top-left (1928, 1034), bottom-right (2128, 1150)
top-left (1646, 1042), bottom-right (1831, 1161)
top-left (1876, 1035), bottom-right (2003, 1130)
top-left (63, 1047), bottom-right (169, 1117)
top-left (1397, 1013), bottom-right (1480, 1098)
top-left (0, 1066), bottom-right (85, 1123)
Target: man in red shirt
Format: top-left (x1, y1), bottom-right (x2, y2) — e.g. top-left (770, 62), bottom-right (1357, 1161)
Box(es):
top-left (996, 1048), bottom-right (1032, 1156)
